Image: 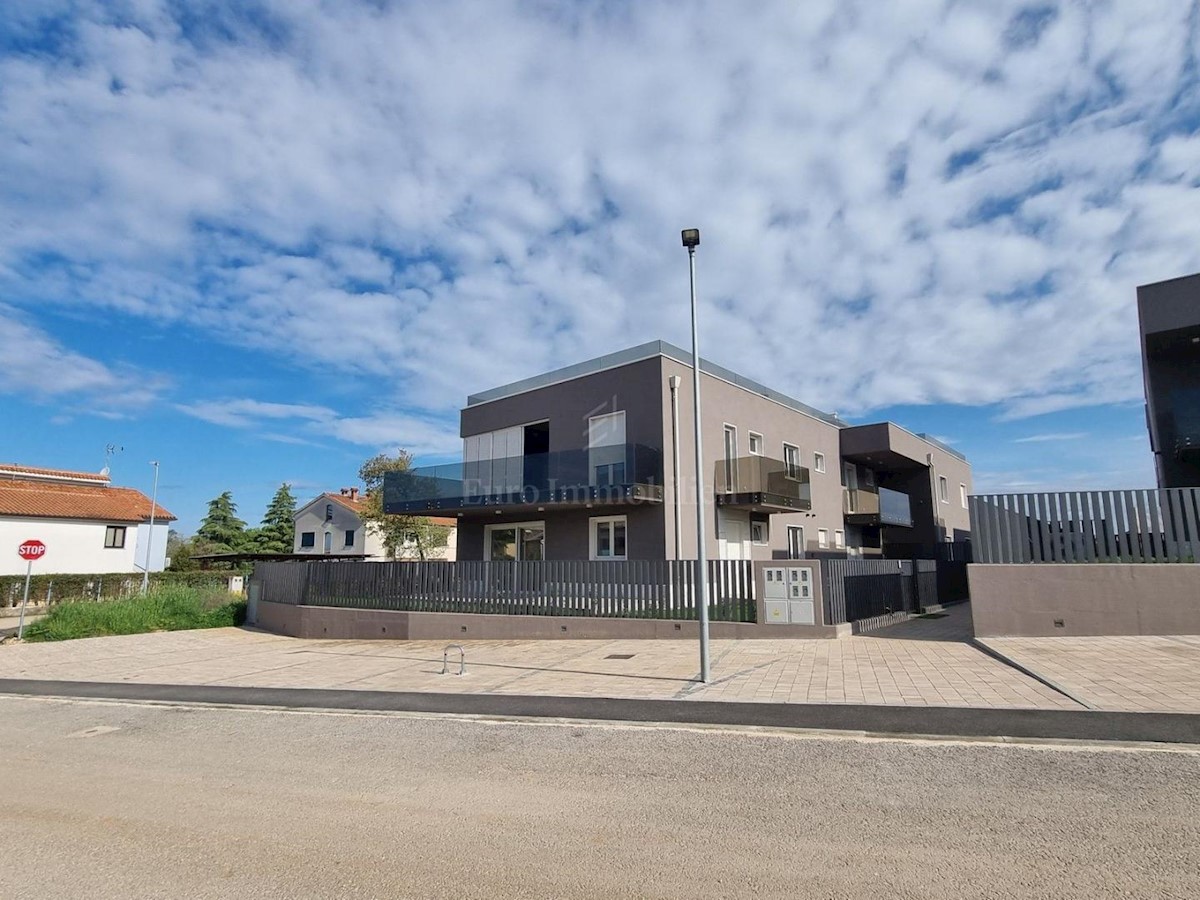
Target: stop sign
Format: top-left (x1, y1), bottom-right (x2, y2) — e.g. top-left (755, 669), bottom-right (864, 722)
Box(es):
top-left (18, 540), bottom-right (46, 561)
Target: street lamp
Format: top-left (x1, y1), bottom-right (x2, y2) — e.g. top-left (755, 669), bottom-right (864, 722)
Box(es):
top-left (682, 227), bottom-right (711, 683)
top-left (142, 461), bottom-right (160, 594)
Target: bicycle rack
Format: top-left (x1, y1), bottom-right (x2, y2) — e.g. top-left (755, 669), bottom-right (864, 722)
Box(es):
top-left (441, 644), bottom-right (466, 676)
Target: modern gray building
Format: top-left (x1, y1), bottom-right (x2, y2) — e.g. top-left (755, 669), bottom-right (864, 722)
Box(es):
top-left (1138, 273), bottom-right (1200, 488)
top-left (385, 342), bottom-right (972, 562)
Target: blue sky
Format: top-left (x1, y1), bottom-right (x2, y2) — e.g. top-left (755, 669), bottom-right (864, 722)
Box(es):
top-left (2, 0), bottom-right (1197, 534)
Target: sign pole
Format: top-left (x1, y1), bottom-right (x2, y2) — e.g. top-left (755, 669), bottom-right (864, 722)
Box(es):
top-left (17, 557), bottom-right (32, 640)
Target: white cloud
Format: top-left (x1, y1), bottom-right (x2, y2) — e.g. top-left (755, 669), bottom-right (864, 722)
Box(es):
top-left (0, 303), bottom-right (166, 414)
top-left (1, 0), bottom-right (1198, 431)
top-left (1012, 432), bottom-right (1090, 443)
top-left (177, 396), bottom-right (460, 456)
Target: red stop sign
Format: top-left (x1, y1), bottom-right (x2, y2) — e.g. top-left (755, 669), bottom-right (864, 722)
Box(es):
top-left (18, 540), bottom-right (46, 561)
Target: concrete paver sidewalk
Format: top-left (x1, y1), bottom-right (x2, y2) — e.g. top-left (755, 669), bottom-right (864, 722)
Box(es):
top-left (0, 604), bottom-right (1083, 710)
top-left (978, 634), bottom-right (1200, 713)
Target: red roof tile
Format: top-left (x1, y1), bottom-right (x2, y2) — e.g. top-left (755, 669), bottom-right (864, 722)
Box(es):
top-left (0, 463), bottom-right (110, 484)
top-left (0, 478), bottom-right (176, 523)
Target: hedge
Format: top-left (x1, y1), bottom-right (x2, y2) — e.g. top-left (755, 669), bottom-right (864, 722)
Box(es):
top-left (0, 570), bottom-right (239, 608)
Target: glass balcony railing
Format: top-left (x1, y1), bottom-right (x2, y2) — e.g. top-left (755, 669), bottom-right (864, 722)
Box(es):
top-left (844, 486), bottom-right (912, 527)
top-left (383, 443), bottom-right (663, 513)
top-left (713, 455), bottom-right (811, 509)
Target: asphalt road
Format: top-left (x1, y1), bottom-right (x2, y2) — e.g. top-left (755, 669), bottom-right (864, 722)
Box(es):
top-left (1, 697), bottom-right (1198, 899)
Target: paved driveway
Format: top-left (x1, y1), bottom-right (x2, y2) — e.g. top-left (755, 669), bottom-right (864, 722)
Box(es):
top-left (978, 634), bottom-right (1200, 713)
top-left (0, 604), bottom-right (1079, 710)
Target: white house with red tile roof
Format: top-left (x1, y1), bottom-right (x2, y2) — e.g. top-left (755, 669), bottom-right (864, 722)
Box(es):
top-left (0, 464), bottom-right (176, 577)
top-left (292, 488), bottom-right (456, 561)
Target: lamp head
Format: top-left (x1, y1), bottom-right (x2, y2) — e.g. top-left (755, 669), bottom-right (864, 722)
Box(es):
top-left (681, 228), bottom-right (700, 248)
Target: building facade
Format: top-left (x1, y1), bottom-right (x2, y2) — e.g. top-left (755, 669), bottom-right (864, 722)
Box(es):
top-left (293, 488), bottom-right (457, 561)
top-left (1138, 273), bottom-right (1200, 488)
top-left (384, 342), bottom-right (971, 562)
top-left (0, 464), bottom-right (174, 577)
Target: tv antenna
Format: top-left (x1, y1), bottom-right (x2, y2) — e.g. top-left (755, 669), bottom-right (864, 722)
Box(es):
top-left (102, 443), bottom-right (123, 478)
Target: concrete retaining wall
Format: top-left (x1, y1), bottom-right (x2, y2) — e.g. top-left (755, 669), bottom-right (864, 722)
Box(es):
top-left (252, 600), bottom-right (849, 641)
top-left (969, 563), bottom-right (1200, 637)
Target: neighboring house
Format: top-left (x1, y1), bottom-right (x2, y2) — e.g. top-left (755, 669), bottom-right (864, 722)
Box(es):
top-left (384, 341), bottom-right (972, 562)
top-left (292, 488), bottom-right (457, 561)
top-left (0, 464), bottom-right (174, 577)
top-left (1138, 273), bottom-right (1200, 488)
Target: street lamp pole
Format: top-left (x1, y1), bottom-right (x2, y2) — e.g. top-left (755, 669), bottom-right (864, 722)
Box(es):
top-left (142, 461), bottom-right (160, 594)
top-left (682, 228), bottom-right (711, 683)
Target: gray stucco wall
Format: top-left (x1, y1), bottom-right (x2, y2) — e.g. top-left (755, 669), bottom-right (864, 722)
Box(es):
top-left (969, 563), bottom-right (1200, 636)
top-left (660, 356), bottom-right (845, 561)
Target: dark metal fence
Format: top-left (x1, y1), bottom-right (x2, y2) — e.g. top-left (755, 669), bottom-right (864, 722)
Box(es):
top-left (969, 489), bottom-right (1200, 564)
top-left (252, 559), bottom-right (757, 622)
top-left (820, 558), bottom-right (963, 626)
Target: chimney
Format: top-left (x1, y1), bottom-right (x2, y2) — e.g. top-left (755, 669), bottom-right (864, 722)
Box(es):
top-left (340, 487), bottom-right (350, 496)
top-left (349, 487), bottom-right (359, 500)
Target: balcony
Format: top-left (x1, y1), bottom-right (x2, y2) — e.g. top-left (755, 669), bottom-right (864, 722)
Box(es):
top-left (844, 486), bottom-right (913, 527)
top-left (382, 444), bottom-right (663, 515)
top-left (714, 455), bottom-right (811, 512)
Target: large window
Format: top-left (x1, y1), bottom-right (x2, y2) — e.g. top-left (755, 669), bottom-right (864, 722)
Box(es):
top-left (723, 425), bottom-right (738, 490)
top-left (590, 515), bottom-right (628, 560)
top-left (783, 443), bottom-right (802, 479)
top-left (486, 522), bottom-right (545, 561)
top-left (588, 411), bottom-right (626, 486)
top-left (345, 529), bottom-right (355, 547)
top-left (104, 526), bottom-right (126, 549)
top-left (300, 531), bottom-right (315, 548)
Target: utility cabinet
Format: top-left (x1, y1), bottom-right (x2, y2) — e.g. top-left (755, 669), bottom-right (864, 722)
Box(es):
top-left (762, 565), bottom-right (815, 625)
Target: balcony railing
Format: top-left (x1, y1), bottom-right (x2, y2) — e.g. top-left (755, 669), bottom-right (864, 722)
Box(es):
top-left (383, 443), bottom-right (663, 513)
top-left (844, 486), bottom-right (913, 527)
top-left (714, 455), bottom-right (811, 511)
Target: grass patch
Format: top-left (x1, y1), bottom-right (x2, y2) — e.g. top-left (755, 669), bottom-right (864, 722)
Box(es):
top-left (22, 585), bottom-right (246, 642)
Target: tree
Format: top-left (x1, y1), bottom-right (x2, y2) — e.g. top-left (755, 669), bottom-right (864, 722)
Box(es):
top-left (253, 483), bottom-right (297, 554)
top-left (358, 451), bottom-right (450, 561)
top-left (196, 491), bottom-right (248, 553)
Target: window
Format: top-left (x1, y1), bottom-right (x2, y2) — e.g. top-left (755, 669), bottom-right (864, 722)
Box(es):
top-left (590, 515), bottom-right (627, 560)
top-left (722, 425), bottom-right (738, 490)
top-left (748, 432), bottom-right (764, 455)
top-left (486, 522), bottom-right (545, 561)
top-left (783, 443), bottom-right (802, 479)
top-left (863, 468), bottom-right (875, 488)
top-left (813, 452), bottom-right (825, 474)
top-left (817, 528), bottom-right (829, 549)
top-left (960, 483), bottom-right (968, 509)
top-left (588, 411), bottom-right (626, 486)
top-left (300, 531), bottom-right (315, 548)
top-left (750, 521), bottom-right (768, 545)
top-left (104, 526), bottom-right (126, 549)
top-left (323, 531), bottom-right (333, 554)
top-left (938, 475), bottom-right (949, 504)
top-left (786, 526), bottom-right (804, 559)
top-left (834, 530), bottom-right (845, 550)
top-left (345, 529), bottom-right (355, 547)
top-left (325, 503), bottom-right (334, 521)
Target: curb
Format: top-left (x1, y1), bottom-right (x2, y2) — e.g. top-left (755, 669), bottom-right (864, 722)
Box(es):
top-left (1, 678), bottom-right (1197, 744)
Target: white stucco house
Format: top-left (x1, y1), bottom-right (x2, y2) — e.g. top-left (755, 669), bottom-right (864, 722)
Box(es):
top-left (0, 464), bottom-right (175, 577)
top-left (293, 488), bottom-right (457, 561)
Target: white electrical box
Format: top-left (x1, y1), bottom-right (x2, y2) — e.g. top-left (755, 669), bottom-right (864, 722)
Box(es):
top-left (763, 566), bottom-right (815, 625)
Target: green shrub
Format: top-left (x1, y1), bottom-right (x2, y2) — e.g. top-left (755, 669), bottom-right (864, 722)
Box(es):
top-left (1, 570), bottom-right (239, 609)
top-left (22, 585), bottom-right (246, 642)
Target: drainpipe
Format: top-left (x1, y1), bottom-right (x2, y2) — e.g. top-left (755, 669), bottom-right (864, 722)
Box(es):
top-left (669, 375), bottom-right (683, 560)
